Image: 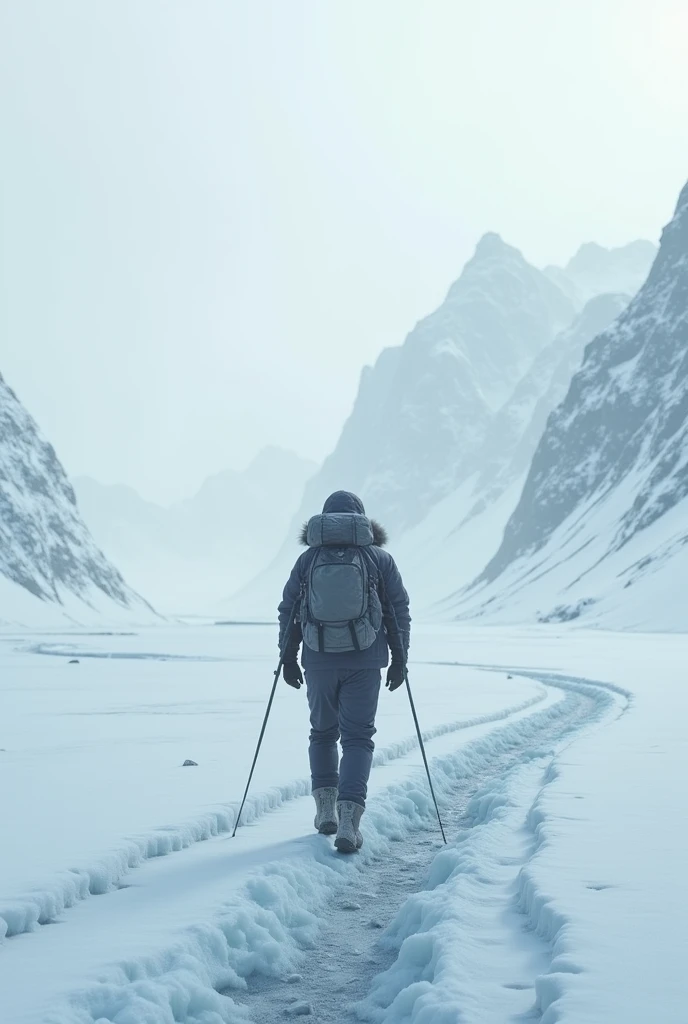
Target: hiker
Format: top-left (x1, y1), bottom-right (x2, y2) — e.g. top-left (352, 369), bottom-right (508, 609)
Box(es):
top-left (278, 490), bottom-right (411, 853)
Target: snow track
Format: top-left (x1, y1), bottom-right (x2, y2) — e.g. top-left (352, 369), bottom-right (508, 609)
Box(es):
top-left (0, 684), bottom-right (547, 943)
top-left (0, 664), bottom-right (624, 1024)
top-left (356, 672), bottom-right (628, 1024)
top-left (238, 678), bottom-right (609, 1024)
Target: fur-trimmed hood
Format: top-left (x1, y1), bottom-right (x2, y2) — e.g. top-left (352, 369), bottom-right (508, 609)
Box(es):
top-left (298, 490), bottom-right (387, 548)
top-left (299, 518), bottom-right (388, 548)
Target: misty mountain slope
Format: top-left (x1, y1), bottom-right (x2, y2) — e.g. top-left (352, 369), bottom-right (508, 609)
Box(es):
top-left (347, 232), bottom-right (575, 534)
top-left (307, 234), bottom-right (576, 536)
top-left (545, 239), bottom-right (657, 307)
top-left (468, 293), bottom-right (630, 518)
top-left (0, 373), bottom-right (153, 626)
top-left (450, 181), bottom-right (688, 629)
top-left (393, 293), bottom-right (630, 612)
top-left (223, 235), bottom-right (577, 618)
top-left (75, 447), bottom-right (316, 612)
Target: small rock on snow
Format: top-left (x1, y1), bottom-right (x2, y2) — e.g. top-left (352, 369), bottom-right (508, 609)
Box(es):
top-left (68, 659), bottom-right (80, 665)
top-left (341, 901), bottom-right (361, 911)
top-left (285, 1001), bottom-right (312, 1016)
top-left (286, 974), bottom-right (303, 984)
top-left (182, 759), bottom-right (198, 767)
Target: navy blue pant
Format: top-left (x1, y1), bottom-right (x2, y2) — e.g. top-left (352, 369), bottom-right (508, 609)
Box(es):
top-left (305, 667), bottom-right (382, 807)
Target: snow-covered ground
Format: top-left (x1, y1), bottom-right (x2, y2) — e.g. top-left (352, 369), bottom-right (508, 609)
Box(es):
top-left (0, 624), bottom-right (685, 1022)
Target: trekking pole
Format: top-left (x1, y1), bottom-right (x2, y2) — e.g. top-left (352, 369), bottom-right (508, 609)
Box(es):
top-left (403, 665), bottom-right (447, 844)
top-left (377, 574), bottom-right (447, 845)
top-left (232, 600), bottom-right (298, 837)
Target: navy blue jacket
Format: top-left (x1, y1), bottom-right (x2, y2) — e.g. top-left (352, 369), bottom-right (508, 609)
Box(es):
top-left (278, 491), bottom-right (411, 670)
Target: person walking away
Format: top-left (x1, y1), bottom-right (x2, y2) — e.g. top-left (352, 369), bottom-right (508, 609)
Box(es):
top-left (278, 491), bottom-right (411, 853)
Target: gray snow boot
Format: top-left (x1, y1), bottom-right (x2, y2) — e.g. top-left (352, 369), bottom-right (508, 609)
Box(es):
top-left (335, 800), bottom-right (364, 853)
top-left (313, 787), bottom-right (338, 835)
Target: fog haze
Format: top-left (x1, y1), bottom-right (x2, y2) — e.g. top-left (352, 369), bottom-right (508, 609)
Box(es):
top-left (2, 0), bottom-right (687, 502)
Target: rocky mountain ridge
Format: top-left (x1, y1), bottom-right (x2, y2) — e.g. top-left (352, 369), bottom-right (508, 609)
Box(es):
top-left (0, 372), bottom-right (153, 625)
top-left (451, 181), bottom-right (688, 629)
top-left (226, 233), bottom-right (654, 619)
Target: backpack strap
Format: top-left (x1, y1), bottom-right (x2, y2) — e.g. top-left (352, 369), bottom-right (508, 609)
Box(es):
top-left (360, 546), bottom-right (379, 590)
top-left (348, 621), bottom-right (361, 651)
top-left (360, 548), bottom-right (405, 661)
top-left (304, 548), bottom-right (330, 653)
top-left (301, 546), bottom-right (319, 580)
top-left (299, 547), bottom-right (320, 620)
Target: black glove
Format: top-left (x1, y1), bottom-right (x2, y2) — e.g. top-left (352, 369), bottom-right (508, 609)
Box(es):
top-left (386, 661), bottom-right (405, 692)
top-left (283, 660), bottom-right (304, 690)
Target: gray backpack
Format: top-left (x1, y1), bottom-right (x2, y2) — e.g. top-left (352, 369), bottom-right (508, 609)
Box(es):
top-left (301, 513), bottom-right (383, 653)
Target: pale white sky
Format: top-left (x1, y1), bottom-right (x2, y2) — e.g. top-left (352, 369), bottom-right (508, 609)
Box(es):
top-left (1, 0), bottom-right (687, 503)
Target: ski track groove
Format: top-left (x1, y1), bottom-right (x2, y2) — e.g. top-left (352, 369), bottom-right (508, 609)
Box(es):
top-left (6, 667), bottom-right (627, 1024)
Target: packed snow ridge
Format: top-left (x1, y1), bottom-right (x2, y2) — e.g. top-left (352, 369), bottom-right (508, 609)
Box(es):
top-left (0, 372), bottom-right (153, 625)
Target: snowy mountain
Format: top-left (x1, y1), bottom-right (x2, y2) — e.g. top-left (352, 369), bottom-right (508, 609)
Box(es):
top-left (320, 232), bottom-right (575, 537)
top-left (453, 181), bottom-right (688, 630)
top-left (0, 372), bottom-right (154, 626)
top-left (227, 231), bottom-right (659, 622)
top-left (468, 293), bottom-right (631, 516)
top-left (75, 447), bottom-right (316, 612)
top-left (394, 292), bottom-right (630, 612)
top-left (284, 234), bottom-right (576, 537)
top-left (545, 240), bottom-right (656, 307)
top-left (224, 236), bottom-right (580, 617)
